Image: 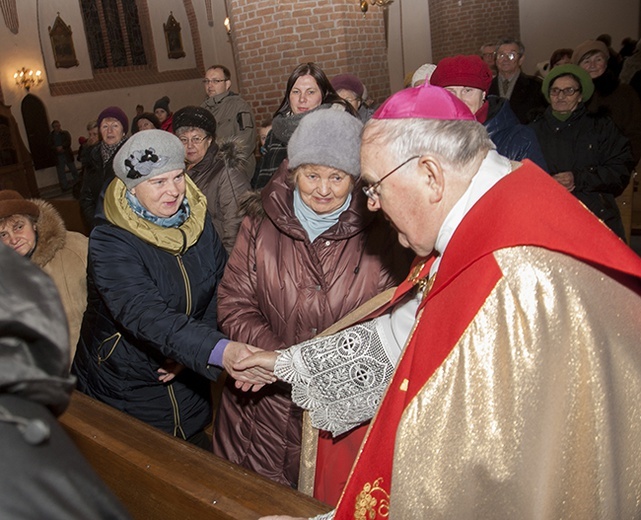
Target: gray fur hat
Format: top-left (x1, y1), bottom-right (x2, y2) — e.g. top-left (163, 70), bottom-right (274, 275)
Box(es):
top-left (287, 108), bottom-right (363, 178)
top-left (113, 129), bottom-right (185, 190)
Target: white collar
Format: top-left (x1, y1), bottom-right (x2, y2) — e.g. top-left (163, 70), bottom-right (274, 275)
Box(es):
top-left (430, 150), bottom-right (513, 277)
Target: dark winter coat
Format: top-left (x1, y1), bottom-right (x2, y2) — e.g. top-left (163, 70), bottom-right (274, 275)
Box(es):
top-left (489, 72), bottom-right (547, 124)
top-left (79, 140), bottom-right (127, 229)
top-left (212, 161), bottom-right (413, 487)
top-left (73, 177), bottom-right (227, 440)
top-left (587, 70), bottom-right (641, 163)
top-left (485, 96), bottom-right (548, 170)
top-left (187, 139), bottom-right (250, 254)
top-left (530, 104), bottom-right (633, 239)
top-left (0, 245), bottom-right (130, 519)
top-left (48, 129), bottom-right (74, 162)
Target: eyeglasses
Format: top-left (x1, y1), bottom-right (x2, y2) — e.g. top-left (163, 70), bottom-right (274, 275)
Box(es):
top-left (179, 135), bottom-right (209, 146)
top-left (549, 87), bottom-right (580, 97)
top-left (497, 51), bottom-right (520, 61)
top-left (362, 155), bottom-right (420, 201)
top-left (202, 78), bottom-right (227, 84)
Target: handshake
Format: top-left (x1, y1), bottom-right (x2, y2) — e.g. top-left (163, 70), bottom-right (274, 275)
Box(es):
top-left (222, 342), bottom-right (280, 392)
top-left (157, 342), bottom-right (280, 392)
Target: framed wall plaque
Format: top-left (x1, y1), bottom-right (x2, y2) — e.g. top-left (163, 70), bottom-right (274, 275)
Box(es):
top-left (48, 13), bottom-right (79, 68)
top-left (163, 12), bottom-right (185, 59)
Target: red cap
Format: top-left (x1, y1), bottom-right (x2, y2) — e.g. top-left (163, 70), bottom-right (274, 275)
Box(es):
top-left (373, 82), bottom-right (475, 121)
top-left (430, 55), bottom-right (493, 92)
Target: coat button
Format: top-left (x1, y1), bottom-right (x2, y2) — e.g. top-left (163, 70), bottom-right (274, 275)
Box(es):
top-left (315, 284), bottom-right (321, 291)
top-left (311, 328), bottom-right (318, 335)
top-left (325, 240), bottom-right (331, 246)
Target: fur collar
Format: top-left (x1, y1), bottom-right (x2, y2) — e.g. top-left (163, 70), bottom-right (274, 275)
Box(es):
top-left (216, 138), bottom-right (246, 171)
top-left (188, 138), bottom-right (246, 181)
top-left (30, 199), bottom-right (67, 268)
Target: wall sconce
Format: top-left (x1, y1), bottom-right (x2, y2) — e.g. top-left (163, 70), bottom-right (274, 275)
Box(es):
top-left (223, 17), bottom-right (231, 36)
top-left (14, 67), bottom-right (43, 91)
top-left (360, 0), bottom-right (394, 14)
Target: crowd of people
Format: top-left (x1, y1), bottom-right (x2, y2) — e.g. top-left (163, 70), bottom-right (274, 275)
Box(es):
top-left (2, 32), bottom-right (641, 520)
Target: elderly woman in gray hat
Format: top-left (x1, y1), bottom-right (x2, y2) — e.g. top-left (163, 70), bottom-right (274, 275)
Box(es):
top-left (212, 109), bottom-right (412, 504)
top-left (72, 129), bottom-right (270, 449)
top-left (173, 105), bottom-right (249, 254)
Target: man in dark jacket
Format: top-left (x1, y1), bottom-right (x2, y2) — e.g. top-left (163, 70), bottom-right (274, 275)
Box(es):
top-left (0, 243), bottom-right (131, 519)
top-left (488, 38), bottom-right (547, 124)
top-left (48, 120), bottom-right (79, 191)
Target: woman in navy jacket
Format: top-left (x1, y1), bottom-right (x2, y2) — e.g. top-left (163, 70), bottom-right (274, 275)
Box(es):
top-left (73, 130), bottom-right (260, 447)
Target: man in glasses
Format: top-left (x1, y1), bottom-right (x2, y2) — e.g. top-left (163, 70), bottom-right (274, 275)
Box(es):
top-left (201, 64), bottom-right (257, 181)
top-left (235, 83), bottom-right (641, 520)
top-left (488, 37), bottom-right (546, 124)
top-left (479, 41), bottom-right (498, 77)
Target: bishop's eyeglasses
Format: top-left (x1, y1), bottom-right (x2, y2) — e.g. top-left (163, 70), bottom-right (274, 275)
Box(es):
top-left (362, 155), bottom-right (420, 201)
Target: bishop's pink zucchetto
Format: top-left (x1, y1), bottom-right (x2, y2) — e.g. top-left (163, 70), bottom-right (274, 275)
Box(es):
top-left (373, 82), bottom-right (476, 121)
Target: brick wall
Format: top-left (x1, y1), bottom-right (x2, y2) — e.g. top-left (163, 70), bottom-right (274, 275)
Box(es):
top-left (225, 0), bottom-right (391, 123)
top-left (429, 0), bottom-right (520, 63)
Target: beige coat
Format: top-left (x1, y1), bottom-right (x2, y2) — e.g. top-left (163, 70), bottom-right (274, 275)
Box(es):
top-left (31, 200), bottom-right (88, 363)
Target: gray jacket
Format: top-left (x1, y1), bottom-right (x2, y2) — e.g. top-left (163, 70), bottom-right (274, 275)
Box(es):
top-left (202, 90), bottom-right (257, 181)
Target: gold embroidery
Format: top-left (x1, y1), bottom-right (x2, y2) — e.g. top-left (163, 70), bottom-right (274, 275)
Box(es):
top-left (355, 477), bottom-right (390, 519)
top-left (407, 260), bottom-right (427, 285)
top-left (407, 259), bottom-right (435, 295)
top-left (399, 378), bottom-right (409, 392)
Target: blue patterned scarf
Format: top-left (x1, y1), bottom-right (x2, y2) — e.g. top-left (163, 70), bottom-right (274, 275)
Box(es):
top-left (125, 190), bottom-right (190, 228)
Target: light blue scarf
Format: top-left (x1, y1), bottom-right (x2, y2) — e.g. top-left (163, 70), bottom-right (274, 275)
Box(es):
top-left (293, 186), bottom-right (351, 242)
top-left (125, 190), bottom-right (190, 228)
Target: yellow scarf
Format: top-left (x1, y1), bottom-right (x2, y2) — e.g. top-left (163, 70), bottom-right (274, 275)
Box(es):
top-left (103, 176), bottom-right (208, 255)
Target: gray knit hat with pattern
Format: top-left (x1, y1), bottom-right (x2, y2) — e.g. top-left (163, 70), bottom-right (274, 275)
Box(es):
top-left (287, 108), bottom-right (363, 178)
top-left (113, 129), bottom-right (185, 190)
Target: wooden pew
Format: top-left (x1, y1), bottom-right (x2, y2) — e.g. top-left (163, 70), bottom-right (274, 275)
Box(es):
top-left (60, 391), bottom-right (332, 520)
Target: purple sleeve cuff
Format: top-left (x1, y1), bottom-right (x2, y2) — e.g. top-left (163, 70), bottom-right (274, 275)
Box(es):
top-left (208, 339), bottom-right (230, 367)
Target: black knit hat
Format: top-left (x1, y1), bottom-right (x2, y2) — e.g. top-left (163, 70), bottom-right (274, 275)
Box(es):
top-left (153, 96), bottom-right (171, 113)
top-left (173, 106), bottom-right (217, 137)
top-left (132, 112), bottom-right (161, 133)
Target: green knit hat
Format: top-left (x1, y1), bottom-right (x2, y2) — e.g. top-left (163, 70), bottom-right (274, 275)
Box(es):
top-left (542, 64), bottom-right (594, 103)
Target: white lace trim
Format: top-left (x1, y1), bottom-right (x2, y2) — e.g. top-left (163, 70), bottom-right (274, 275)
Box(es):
top-left (274, 320), bottom-right (395, 436)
